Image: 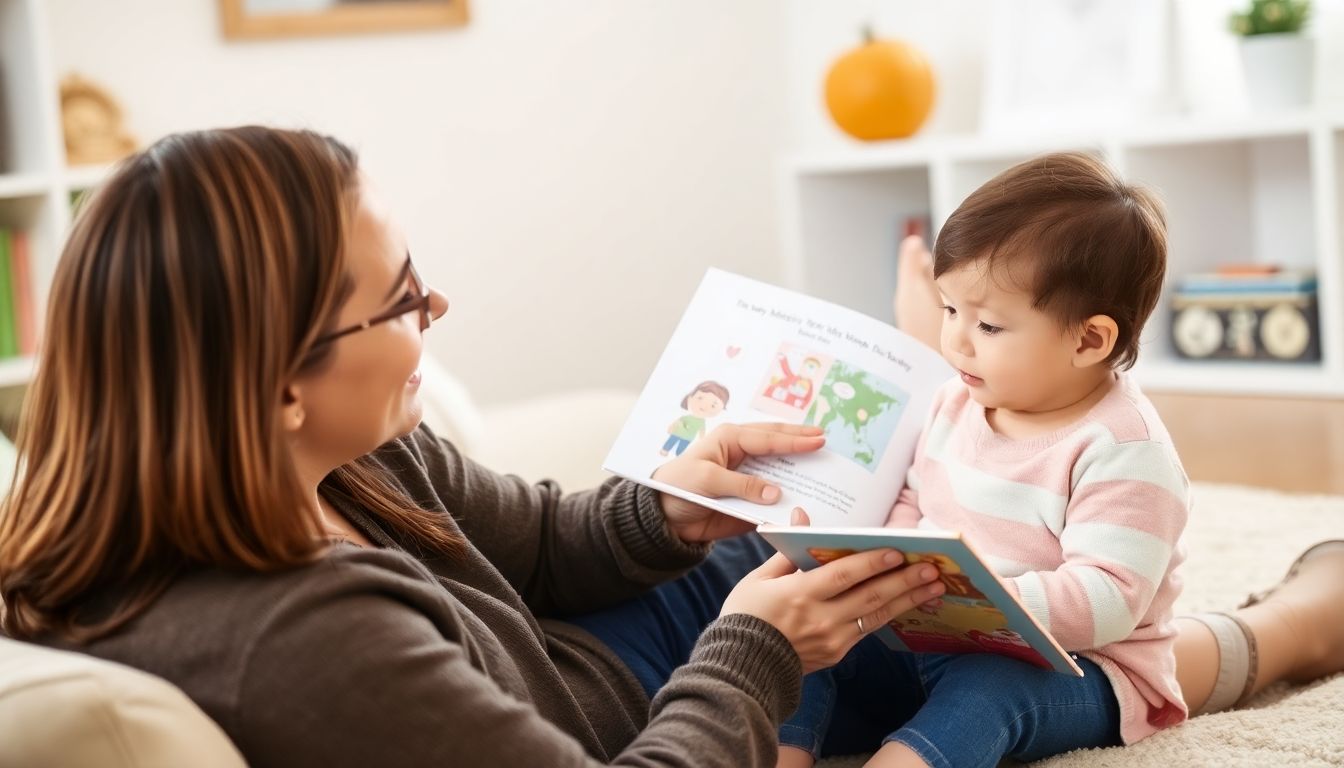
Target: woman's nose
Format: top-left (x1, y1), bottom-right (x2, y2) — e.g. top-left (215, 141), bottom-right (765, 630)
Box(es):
top-left (428, 286), bottom-right (450, 322)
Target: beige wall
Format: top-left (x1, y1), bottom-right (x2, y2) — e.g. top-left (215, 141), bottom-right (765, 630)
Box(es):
top-left (46, 0), bottom-right (789, 404)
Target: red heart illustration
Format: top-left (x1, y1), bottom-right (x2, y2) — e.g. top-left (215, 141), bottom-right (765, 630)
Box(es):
top-left (726, 345), bottom-right (741, 358)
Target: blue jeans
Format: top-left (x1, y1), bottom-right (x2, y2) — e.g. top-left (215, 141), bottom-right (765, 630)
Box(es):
top-left (568, 534), bottom-right (1122, 766)
top-left (782, 645), bottom-right (1121, 767)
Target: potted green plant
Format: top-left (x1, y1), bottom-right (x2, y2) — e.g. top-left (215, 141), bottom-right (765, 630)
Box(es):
top-left (1229, 0), bottom-right (1313, 110)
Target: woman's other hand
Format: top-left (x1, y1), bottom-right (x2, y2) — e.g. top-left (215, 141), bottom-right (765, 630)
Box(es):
top-left (652, 423), bottom-right (824, 543)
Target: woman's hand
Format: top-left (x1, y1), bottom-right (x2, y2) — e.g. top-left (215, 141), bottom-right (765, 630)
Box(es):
top-left (652, 423), bottom-right (825, 543)
top-left (721, 539), bottom-right (946, 674)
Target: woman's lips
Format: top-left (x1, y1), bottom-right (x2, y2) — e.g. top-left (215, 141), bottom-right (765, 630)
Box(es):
top-left (959, 370), bottom-right (983, 386)
top-left (407, 371), bottom-right (422, 387)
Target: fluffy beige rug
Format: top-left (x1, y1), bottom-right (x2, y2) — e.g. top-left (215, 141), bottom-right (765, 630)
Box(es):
top-left (818, 482), bottom-right (1344, 768)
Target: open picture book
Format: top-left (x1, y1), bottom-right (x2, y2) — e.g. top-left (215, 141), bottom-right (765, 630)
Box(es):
top-left (603, 268), bottom-right (1081, 675)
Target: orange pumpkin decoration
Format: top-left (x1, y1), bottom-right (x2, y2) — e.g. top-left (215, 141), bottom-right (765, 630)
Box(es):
top-left (824, 29), bottom-right (935, 141)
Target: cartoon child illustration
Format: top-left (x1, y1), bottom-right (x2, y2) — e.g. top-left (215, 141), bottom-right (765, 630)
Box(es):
top-left (906, 552), bottom-right (987, 600)
top-left (659, 381), bottom-right (730, 457)
top-left (765, 353), bottom-right (822, 410)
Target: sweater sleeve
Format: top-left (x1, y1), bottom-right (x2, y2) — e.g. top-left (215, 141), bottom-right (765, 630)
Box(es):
top-left (385, 425), bottom-right (710, 617)
top-left (1005, 440), bottom-right (1189, 651)
top-left (233, 553), bottom-right (801, 768)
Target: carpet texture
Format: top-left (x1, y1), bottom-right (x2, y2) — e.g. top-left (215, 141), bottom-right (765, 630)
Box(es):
top-left (817, 482), bottom-right (1344, 768)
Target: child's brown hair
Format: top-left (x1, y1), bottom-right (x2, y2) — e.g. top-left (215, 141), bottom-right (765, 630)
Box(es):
top-left (933, 151), bottom-right (1167, 370)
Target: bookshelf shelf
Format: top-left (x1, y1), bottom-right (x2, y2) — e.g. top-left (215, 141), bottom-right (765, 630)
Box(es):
top-left (780, 112), bottom-right (1344, 398)
top-left (0, 173), bottom-right (52, 199)
top-left (0, 356), bottom-right (34, 388)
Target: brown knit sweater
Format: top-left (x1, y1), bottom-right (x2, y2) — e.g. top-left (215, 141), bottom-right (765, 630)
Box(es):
top-left (42, 425), bottom-right (802, 767)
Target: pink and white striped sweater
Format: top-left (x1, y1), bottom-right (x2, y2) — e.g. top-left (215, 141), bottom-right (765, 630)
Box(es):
top-left (885, 373), bottom-right (1189, 744)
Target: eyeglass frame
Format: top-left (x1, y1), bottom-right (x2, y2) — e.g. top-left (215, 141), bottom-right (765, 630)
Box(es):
top-left (312, 253), bottom-right (432, 346)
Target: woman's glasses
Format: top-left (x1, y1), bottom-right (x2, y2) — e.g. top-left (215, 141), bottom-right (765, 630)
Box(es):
top-left (313, 254), bottom-right (431, 346)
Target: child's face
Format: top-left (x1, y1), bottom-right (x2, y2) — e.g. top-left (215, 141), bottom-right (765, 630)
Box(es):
top-left (935, 261), bottom-right (1085, 414)
top-left (687, 390), bottom-right (725, 418)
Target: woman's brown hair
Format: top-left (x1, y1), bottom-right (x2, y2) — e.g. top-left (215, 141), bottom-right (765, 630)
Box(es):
top-left (933, 151), bottom-right (1167, 370)
top-left (0, 126), bottom-right (461, 641)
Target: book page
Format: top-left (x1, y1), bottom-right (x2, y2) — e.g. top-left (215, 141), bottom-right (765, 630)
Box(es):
top-left (603, 269), bottom-right (954, 527)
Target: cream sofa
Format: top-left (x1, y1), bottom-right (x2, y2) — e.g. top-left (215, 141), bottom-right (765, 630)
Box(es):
top-left (0, 638), bottom-right (246, 768)
top-left (2, 359), bottom-right (1340, 766)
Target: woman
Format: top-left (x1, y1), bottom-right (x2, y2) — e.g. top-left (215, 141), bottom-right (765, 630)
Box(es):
top-left (0, 127), bottom-right (943, 768)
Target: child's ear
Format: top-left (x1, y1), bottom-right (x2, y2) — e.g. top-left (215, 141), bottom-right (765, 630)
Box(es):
top-left (1072, 315), bottom-right (1119, 368)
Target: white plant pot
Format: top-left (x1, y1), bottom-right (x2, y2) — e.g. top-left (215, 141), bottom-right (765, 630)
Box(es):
top-left (1239, 33), bottom-right (1315, 111)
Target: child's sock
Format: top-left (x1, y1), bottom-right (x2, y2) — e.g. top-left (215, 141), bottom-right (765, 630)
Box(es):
top-left (1188, 612), bottom-right (1259, 715)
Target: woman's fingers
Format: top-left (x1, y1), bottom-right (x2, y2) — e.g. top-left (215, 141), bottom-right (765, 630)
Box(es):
top-left (751, 551), bottom-right (801, 581)
top-left (838, 564), bottom-right (945, 632)
top-left (736, 422), bottom-right (825, 437)
top-left (800, 548), bottom-right (906, 599)
top-left (729, 426), bottom-right (826, 459)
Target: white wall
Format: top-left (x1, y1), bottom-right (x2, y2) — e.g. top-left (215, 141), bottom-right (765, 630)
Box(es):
top-left (44, 0), bottom-right (1344, 405)
top-left (46, 0), bottom-right (789, 404)
top-left (788, 0), bottom-right (1344, 152)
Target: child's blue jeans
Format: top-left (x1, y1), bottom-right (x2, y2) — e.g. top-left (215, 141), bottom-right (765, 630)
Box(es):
top-left (780, 644), bottom-right (1121, 767)
top-left (567, 533), bottom-right (1122, 767)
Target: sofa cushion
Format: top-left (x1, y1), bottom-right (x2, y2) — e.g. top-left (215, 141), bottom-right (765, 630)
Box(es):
top-left (0, 637), bottom-right (245, 768)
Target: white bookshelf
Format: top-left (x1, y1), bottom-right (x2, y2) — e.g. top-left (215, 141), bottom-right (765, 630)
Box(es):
top-left (781, 111), bottom-right (1344, 398)
top-left (0, 0), bottom-right (109, 389)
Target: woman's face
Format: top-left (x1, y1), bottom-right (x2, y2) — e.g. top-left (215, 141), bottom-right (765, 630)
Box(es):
top-left (287, 178), bottom-right (449, 476)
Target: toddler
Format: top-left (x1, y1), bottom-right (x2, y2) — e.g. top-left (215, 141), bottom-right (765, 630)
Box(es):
top-left (778, 152), bottom-right (1189, 768)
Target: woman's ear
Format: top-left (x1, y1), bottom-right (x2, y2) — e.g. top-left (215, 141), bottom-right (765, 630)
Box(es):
top-left (281, 384), bottom-right (306, 432)
top-left (1072, 314), bottom-right (1119, 368)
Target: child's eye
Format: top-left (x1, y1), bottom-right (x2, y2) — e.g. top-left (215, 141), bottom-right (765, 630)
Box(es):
top-left (940, 305), bottom-right (957, 317)
top-left (977, 322), bottom-right (1003, 336)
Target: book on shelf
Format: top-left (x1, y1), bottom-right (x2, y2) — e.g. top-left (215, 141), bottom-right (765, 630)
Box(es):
top-left (11, 231), bottom-right (35, 355)
top-left (1175, 267), bottom-right (1316, 296)
top-left (0, 228), bottom-right (37, 361)
top-left (602, 268), bottom-right (1081, 674)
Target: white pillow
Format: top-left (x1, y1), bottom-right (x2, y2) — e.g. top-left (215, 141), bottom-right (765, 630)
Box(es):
top-left (0, 637), bottom-right (246, 768)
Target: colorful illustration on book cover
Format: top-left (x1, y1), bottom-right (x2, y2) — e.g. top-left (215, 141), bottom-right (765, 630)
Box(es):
top-left (806, 546), bottom-right (1052, 670)
top-left (801, 360), bottom-right (908, 472)
top-left (888, 608), bottom-right (1052, 670)
top-left (660, 380), bottom-right (730, 457)
top-left (904, 552), bottom-right (986, 600)
top-left (752, 344), bottom-right (833, 420)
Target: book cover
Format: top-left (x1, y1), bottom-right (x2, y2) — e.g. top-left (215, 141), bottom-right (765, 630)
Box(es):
top-left (602, 268), bottom-right (955, 528)
top-left (10, 230), bottom-right (35, 355)
top-left (758, 526), bottom-right (1083, 676)
top-left (0, 230), bottom-right (15, 359)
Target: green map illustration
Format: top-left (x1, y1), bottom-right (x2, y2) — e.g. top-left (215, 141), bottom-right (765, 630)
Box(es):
top-left (803, 361), bottom-right (908, 471)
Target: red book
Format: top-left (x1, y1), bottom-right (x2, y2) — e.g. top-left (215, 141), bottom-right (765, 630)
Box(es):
top-left (11, 231), bottom-right (37, 355)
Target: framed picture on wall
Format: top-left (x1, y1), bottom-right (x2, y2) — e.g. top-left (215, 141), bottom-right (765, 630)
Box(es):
top-left (219, 0), bottom-right (469, 40)
top-left (980, 0), bottom-right (1180, 135)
